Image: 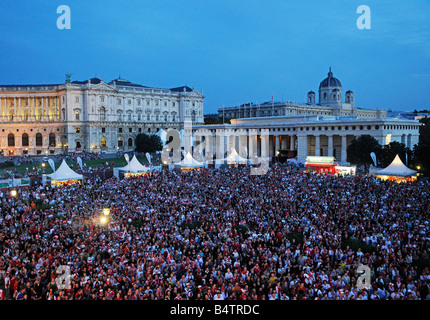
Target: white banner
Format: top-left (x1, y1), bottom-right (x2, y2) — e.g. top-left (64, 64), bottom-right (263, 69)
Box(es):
top-left (76, 156), bottom-right (83, 171)
top-left (145, 152), bottom-right (152, 164)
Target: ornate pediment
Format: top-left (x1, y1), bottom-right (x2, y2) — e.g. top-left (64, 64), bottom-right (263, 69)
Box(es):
top-left (88, 82), bottom-right (117, 92)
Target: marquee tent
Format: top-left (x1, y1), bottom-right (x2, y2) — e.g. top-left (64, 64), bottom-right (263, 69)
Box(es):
top-left (113, 155), bottom-right (151, 178)
top-left (43, 159), bottom-right (84, 185)
top-left (171, 151), bottom-right (206, 171)
top-left (375, 154), bottom-right (417, 182)
top-left (215, 148), bottom-right (248, 167)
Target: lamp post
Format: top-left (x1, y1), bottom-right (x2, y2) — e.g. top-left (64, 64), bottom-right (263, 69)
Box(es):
top-left (99, 207), bottom-right (111, 227)
top-left (10, 189), bottom-right (17, 198)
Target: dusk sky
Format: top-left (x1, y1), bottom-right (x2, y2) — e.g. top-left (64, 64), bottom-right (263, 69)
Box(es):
top-left (1, 0), bottom-right (429, 114)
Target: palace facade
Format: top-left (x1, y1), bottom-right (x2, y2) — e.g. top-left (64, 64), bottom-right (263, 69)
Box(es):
top-left (0, 77), bottom-right (204, 156)
top-left (188, 69), bottom-right (420, 163)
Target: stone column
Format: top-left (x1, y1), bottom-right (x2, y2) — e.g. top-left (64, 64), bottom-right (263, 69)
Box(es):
top-left (248, 129), bottom-right (257, 163)
top-left (0, 97), bottom-right (3, 121)
top-left (328, 135), bottom-right (333, 157)
top-left (41, 97), bottom-right (44, 121)
top-left (290, 135), bottom-right (295, 151)
top-left (27, 97), bottom-right (31, 121)
top-left (33, 97), bottom-right (36, 120)
top-left (341, 135), bottom-right (347, 163)
top-left (297, 135), bottom-right (308, 162)
top-left (14, 97), bottom-right (17, 121)
top-left (261, 130), bottom-right (269, 158)
top-left (45, 97), bottom-right (49, 121)
top-left (18, 97), bottom-right (22, 122)
top-left (55, 96), bottom-right (59, 120)
top-left (315, 135), bottom-right (320, 156)
top-left (275, 134), bottom-right (280, 155)
top-left (215, 129), bottom-right (225, 162)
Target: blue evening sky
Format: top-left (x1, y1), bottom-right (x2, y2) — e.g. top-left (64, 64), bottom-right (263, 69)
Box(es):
top-left (0, 0), bottom-right (429, 113)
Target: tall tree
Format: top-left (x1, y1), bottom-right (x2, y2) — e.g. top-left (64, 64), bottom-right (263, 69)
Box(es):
top-left (380, 141), bottom-right (412, 168)
top-left (412, 117), bottom-right (430, 176)
top-left (134, 133), bottom-right (163, 153)
top-left (347, 135), bottom-right (382, 171)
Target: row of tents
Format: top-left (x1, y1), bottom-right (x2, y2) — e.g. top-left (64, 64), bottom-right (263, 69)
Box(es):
top-left (40, 151), bottom-right (417, 186)
top-left (41, 148), bottom-right (250, 185)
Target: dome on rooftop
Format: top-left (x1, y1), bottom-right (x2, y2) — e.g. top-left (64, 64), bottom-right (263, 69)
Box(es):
top-left (319, 67), bottom-right (342, 89)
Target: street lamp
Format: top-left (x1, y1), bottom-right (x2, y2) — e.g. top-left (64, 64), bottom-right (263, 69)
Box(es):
top-left (10, 189), bottom-right (17, 197)
top-left (99, 215), bottom-right (109, 225)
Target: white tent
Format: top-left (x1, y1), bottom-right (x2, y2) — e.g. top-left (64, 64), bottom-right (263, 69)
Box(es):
top-left (114, 155), bottom-right (151, 178)
top-left (44, 159), bottom-right (84, 184)
top-left (171, 151), bottom-right (205, 170)
top-left (376, 154), bottom-right (417, 178)
top-left (215, 148), bottom-right (248, 167)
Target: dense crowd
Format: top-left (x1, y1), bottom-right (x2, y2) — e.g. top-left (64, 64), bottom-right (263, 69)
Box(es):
top-left (0, 163), bottom-right (429, 300)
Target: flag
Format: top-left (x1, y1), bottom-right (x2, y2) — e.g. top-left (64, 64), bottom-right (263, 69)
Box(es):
top-left (48, 159), bottom-right (56, 172)
top-left (145, 152), bottom-right (152, 164)
top-left (370, 152), bottom-right (377, 166)
top-left (76, 156), bottom-right (83, 171)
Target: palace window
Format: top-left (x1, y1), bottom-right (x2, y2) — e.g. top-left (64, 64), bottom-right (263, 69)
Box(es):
top-left (8, 133), bottom-right (15, 147)
top-left (100, 107), bottom-right (106, 121)
top-left (49, 133), bottom-right (56, 147)
top-left (35, 133), bottom-right (43, 146)
top-left (22, 133), bottom-right (29, 147)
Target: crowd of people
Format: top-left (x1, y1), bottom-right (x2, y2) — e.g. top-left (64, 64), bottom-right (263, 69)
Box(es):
top-left (0, 163), bottom-right (429, 300)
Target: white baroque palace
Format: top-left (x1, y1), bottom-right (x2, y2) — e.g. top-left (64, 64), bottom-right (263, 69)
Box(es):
top-left (189, 68), bottom-right (420, 163)
top-left (0, 77), bottom-right (204, 155)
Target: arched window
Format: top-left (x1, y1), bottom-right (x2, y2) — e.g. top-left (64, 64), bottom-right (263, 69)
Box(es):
top-left (118, 137), bottom-right (123, 147)
top-left (49, 133), bottom-right (56, 147)
top-left (101, 138), bottom-right (106, 149)
top-left (36, 133), bottom-right (43, 146)
top-left (8, 133), bottom-right (15, 146)
top-left (323, 93), bottom-right (327, 100)
top-left (128, 138), bottom-right (133, 147)
top-left (22, 133), bottom-right (29, 147)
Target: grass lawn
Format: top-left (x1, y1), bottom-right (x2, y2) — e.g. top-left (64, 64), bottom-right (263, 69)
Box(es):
top-left (2, 157), bottom-right (149, 175)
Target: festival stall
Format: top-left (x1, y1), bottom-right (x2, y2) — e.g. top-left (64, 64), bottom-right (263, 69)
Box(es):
top-left (113, 154), bottom-right (152, 179)
top-left (375, 154), bottom-right (417, 182)
top-left (42, 159), bottom-right (84, 186)
top-left (215, 148), bottom-right (249, 168)
top-left (170, 151), bottom-right (206, 171)
top-left (305, 156), bottom-right (337, 174)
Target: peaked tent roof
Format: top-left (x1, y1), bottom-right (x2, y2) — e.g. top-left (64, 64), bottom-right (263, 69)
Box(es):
top-left (119, 155), bottom-right (150, 172)
top-left (174, 152), bottom-right (205, 167)
top-left (217, 149), bottom-right (248, 164)
top-left (376, 154), bottom-right (417, 177)
top-left (47, 159), bottom-right (84, 181)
